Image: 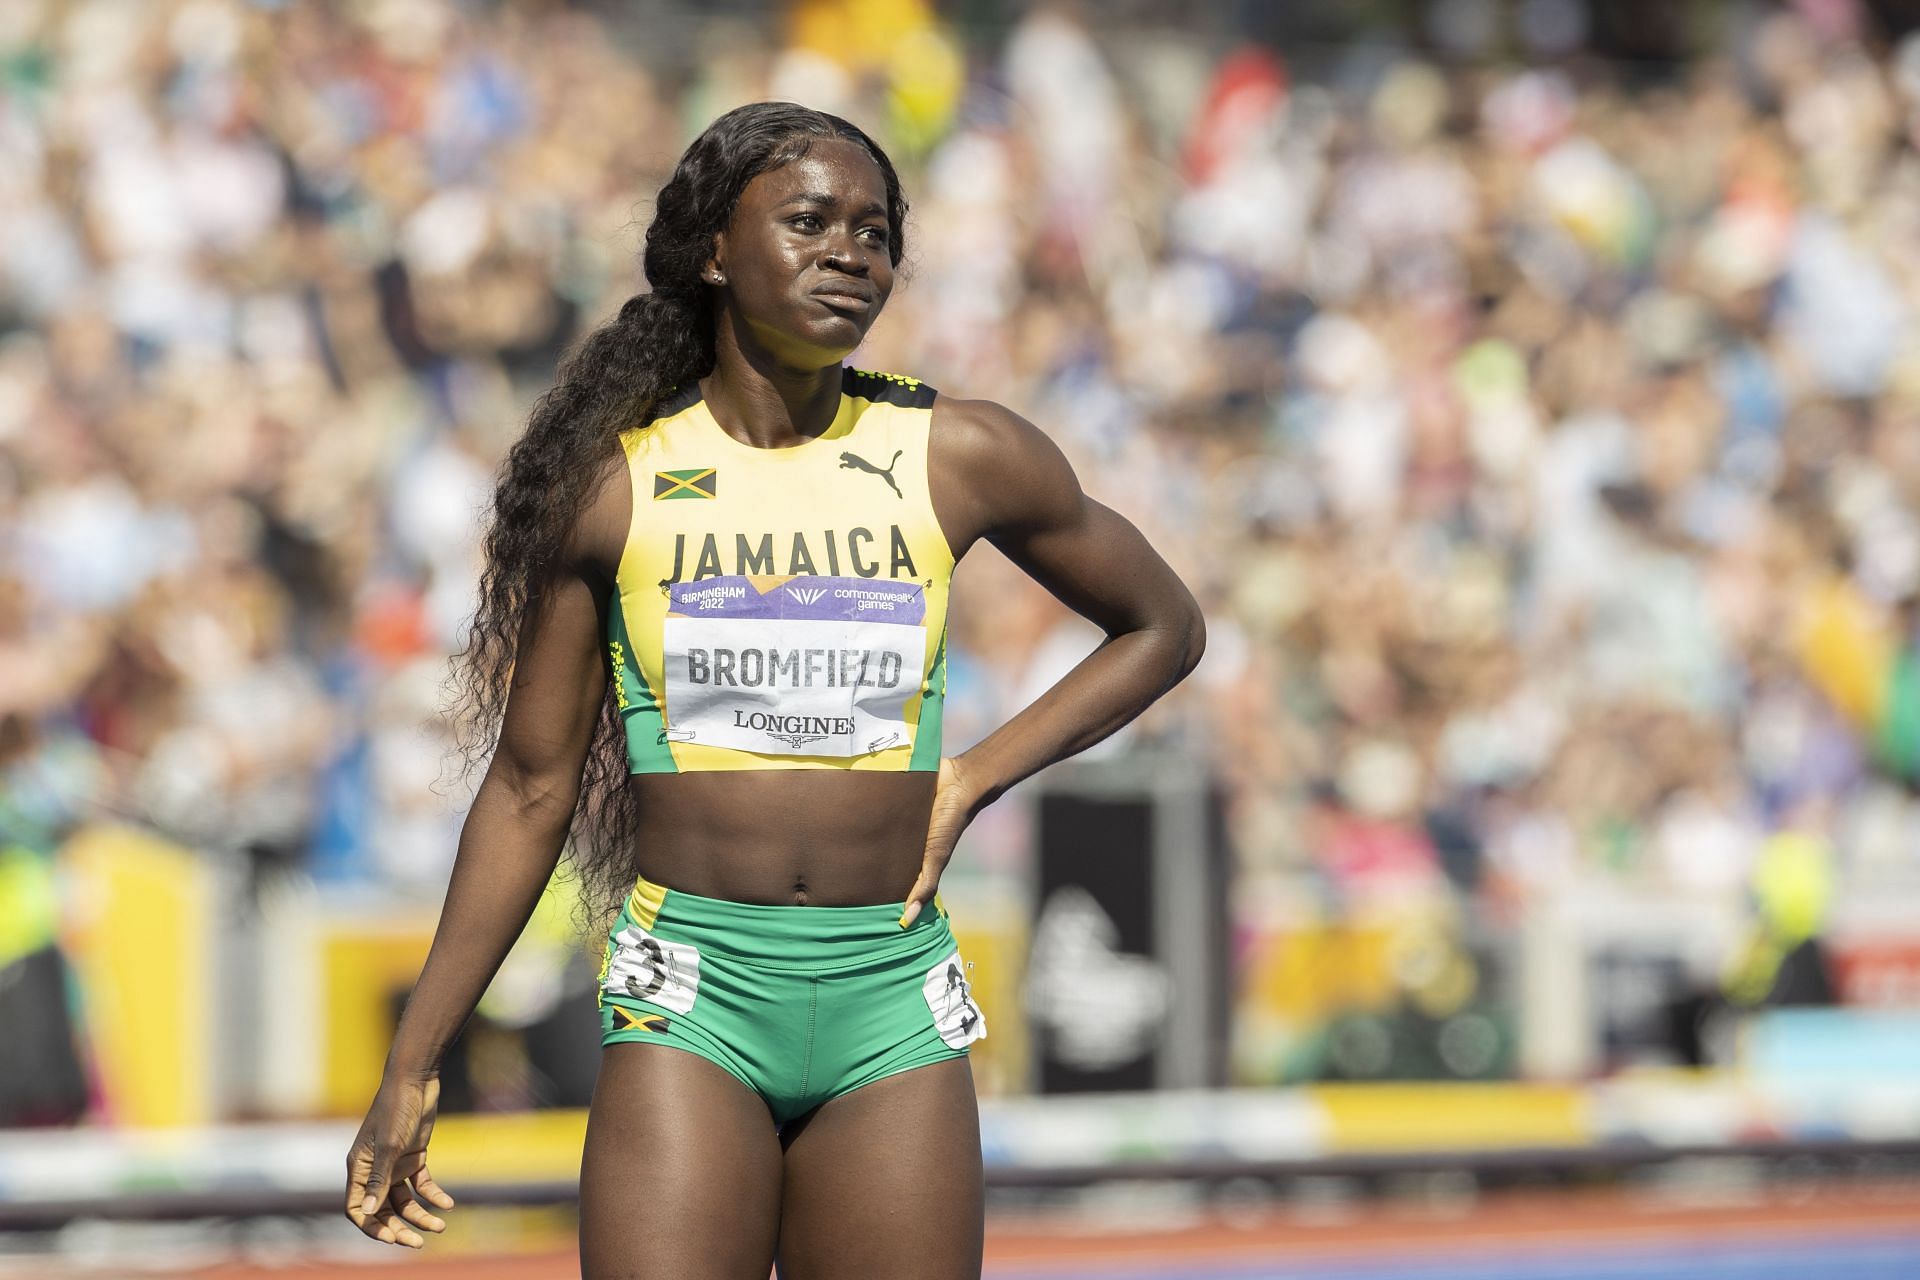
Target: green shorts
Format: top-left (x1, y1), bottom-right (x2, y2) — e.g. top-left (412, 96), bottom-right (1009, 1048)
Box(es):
top-left (597, 873), bottom-right (986, 1124)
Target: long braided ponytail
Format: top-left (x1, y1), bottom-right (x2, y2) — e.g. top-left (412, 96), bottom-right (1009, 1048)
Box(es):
top-left (443, 103), bottom-right (909, 928)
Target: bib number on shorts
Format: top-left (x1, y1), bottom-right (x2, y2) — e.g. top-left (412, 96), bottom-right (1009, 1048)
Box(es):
top-left (662, 575), bottom-right (927, 757)
top-left (603, 922), bottom-right (701, 1014)
top-left (922, 951), bottom-right (986, 1049)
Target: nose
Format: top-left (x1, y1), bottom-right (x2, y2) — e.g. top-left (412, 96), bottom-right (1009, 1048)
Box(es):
top-left (821, 233), bottom-right (868, 275)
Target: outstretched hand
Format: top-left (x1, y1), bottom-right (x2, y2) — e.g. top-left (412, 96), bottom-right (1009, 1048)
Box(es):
top-left (345, 1074), bottom-right (455, 1249)
top-left (901, 756), bottom-right (987, 929)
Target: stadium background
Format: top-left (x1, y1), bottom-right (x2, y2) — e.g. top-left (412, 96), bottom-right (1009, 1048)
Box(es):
top-left (3, 0), bottom-right (1920, 1274)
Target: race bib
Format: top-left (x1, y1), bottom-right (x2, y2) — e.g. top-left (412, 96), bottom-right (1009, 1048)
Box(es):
top-left (922, 951), bottom-right (987, 1049)
top-left (602, 921), bottom-right (701, 1014)
top-left (662, 575), bottom-right (926, 756)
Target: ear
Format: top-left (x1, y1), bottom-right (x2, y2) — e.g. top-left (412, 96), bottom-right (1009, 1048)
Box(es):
top-left (702, 232), bottom-right (727, 287)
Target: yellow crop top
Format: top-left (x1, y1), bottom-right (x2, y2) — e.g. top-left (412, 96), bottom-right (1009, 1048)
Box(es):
top-left (606, 366), bottom-right (953, 773)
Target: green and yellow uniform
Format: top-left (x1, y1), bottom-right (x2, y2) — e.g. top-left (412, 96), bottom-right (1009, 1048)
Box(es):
top-left (605, 365), bottom-right (953, 774)
top-left (596, 367), bottom-right (983, 1111)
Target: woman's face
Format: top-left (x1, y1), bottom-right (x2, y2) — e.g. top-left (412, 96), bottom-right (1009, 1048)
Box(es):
top-left (710, 137), bottom-right (896, 368)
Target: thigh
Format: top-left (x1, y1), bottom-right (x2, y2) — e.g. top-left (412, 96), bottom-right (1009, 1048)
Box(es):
top-left (774, 1057), bottom-right (983, 1280)
top-left (580, 1043), bottom-right (783, 1280)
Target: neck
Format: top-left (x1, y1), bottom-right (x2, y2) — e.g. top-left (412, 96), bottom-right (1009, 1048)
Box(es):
top-left (700, 310), bottom-right (845, 447)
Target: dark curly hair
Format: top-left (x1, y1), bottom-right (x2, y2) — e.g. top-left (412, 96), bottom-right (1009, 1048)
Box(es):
top-left (443, 102), bottom-right (909, 929)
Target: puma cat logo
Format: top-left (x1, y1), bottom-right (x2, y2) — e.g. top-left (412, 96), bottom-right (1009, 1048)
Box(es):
top-left (839, 449), bottom-right (904, 499)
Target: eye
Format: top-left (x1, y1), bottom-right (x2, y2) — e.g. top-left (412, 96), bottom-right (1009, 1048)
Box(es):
top-left (788, 213), bottom-right (824, 231)
top-left (858, 225), bottom-right (890, 246)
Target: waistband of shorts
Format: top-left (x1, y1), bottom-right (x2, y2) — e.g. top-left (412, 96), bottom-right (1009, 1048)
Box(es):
top-left (620, 871), bottom-right (951, 971)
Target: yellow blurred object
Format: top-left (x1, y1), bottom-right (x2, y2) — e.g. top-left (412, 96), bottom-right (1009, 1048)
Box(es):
top-left (1724, 828), bottom-right (1835, 1005)
top-left (1389, 912), bottom-right (1479, 1020)
top-left (1723, 932), bottom-right (1787, 1007)
top-left (948, 905), bottom-right (1028, 1096)
top-left (888, 25), bottom-right (965, 152)
top-left (1243, 918), bottom-right (1400, 1024)
top-left (1234, 917), bottom-right (1399, 1082)
top-left (61, 824), bottom-right (217, 1127)
top-left (1752, 829), bottom-right (1833, 942)
top-left (789, 0), bottom-right (936, 70)
top-left (0, 845), bottom-right (58, 971)
top-left (1793, 573), bottom-right (1894, 728)
top-left (1310, 1081), bottom-right (1590, 1151)
top-left (787, 0), bottom-right (961, 151)
top-left (320, 910), bottom-right (436, 1117)
top-left (431, 1108), bottom-right (589, 1186)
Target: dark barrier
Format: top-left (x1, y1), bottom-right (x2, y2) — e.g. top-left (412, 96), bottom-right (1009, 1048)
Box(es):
top-left (1027, 756), bottom-right (1229, 1093)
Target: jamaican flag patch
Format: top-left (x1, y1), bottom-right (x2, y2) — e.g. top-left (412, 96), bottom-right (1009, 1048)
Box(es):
top-left (611, 1007), bottom-right (670, 1033)
top-left (654, 468), bottom-right (716, 500)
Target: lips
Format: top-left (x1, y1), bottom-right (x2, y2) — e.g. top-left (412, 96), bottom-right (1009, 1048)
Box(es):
top-left (811, 285), bottom-right (875, 313)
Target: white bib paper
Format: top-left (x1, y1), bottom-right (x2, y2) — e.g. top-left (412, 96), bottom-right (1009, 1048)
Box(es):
top-left (661, 575), bottom-right (927, 757)
top-left (922, 951), bottom-right (987, 1049)
top-left (602, 923), bottom-right (701, 1014)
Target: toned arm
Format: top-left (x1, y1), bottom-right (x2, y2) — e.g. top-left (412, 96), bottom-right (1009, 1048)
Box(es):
top-left (903, 396), bottom-right (1204, 922)
top-left (347, 447), bottom-right (630, 1246)
top-left (933, 395), bottom-right (1204, 798)
top-left (383, 451), bottom-right (630, 1079)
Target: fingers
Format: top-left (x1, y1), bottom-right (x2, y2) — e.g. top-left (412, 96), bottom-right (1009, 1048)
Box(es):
top-left (389, 1153), bottom-right (446, 1224)
top-left (901, 835), bottom-right (954, 928)
top-left (345, 1167), bottom-right (391, 1243)
top-left (345, 1078), bottom-right (449, 1250)
top-left (347, 1145), bottom-right (418, 1247)
top-left (346, 1180), bottom-right (439, 1248)
top-left (904, 758), bottom-right (972, 929)
top-left (375, 1203), bottom-right (427, 1249)
top-left (344, 1177), bottom-right (369, 1220)
top-left (398, 1194), bottom-right (447, 1235)
top-left (344, 1141), bottom-right (377, 1219)
top-left (358, 1154), bottom-right (389, 1218)
top-left (412, 1167), bottom-right (456, 1211)
top-left (899, 866), bottom-right (936, 928)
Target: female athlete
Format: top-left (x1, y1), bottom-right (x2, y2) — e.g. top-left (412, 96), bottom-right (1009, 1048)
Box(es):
top-left (344, 101), bottom-right (1204, 1279)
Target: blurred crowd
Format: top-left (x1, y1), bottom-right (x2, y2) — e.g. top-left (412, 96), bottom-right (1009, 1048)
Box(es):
top-left (3, 0), bottom-right (1919, 946)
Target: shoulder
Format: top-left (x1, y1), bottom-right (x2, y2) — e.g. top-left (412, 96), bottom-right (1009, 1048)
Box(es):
top-left (931, 394), bottom-right (1077, 486)
top-left (929, 394), bottom-right (1084, 541)
top-left (563, 445), bottom-right (632, 588)
top-left (614, 384), bottom-right (702, 454)
top-left (843, 365), bottom-right (938, 410)
top-left (930, 392), bottom-right (1023, 440)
